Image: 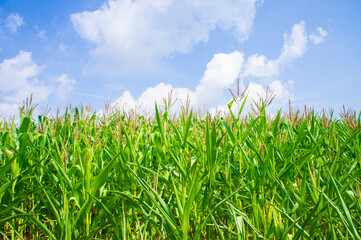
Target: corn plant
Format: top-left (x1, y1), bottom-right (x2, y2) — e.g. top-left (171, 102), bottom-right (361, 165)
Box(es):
top-left (0, 99), bottom-right (360, 239)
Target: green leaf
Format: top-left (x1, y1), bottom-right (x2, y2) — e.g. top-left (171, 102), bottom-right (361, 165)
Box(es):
top-left (19, 116), bottom-right (31, 133)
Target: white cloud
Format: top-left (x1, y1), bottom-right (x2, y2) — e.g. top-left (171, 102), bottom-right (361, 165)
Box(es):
top-left (310, 27), bottom-right (327, 45)
top-left (113, 83), bottom-right (191, 114)
top-left (71, 0), bottom-right (260, 75)
top-left (111, 51), bottom-right (244, 114)
top-left (0, 51), bottom-right (77, 118)
top-left (55, 74), bottom-right (77, 100)
top-left (242, 54), bottom-right (278, 78)
top-left (110, 50), bottom-right (294, 116)
top-left (241, 21), bottom-right (309, 80)
top-left (4, 13), bottom-right (24, 33)
top-left (278, 21), bottom-right (307, 65)
top-left (200, 52), bottom-right (244, 88)
top-left (194, 51), bottom-right (244, 108)
top-left (105, 21), bottom-right (325, 116)
top-left (0, 51), bottom-right (49, 103)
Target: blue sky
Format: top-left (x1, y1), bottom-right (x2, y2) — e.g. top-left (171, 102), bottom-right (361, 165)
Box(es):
top-left (0, 0), bottom-right (360, 118)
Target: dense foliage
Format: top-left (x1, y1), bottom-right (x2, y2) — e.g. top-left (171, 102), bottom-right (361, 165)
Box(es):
top-left (0, 101), bottom-right (361, 239)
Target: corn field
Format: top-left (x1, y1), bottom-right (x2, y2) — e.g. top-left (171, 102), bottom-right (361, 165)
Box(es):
top-left (0, 99), bottom-right (361, 239)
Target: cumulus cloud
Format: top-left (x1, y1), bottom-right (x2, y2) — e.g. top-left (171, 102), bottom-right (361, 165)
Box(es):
top-left (309, 27), bottom-right (327, 45)
top-left (111, 51), bottom-right (294, 116)
top-left (241, 21), bottom-right (313, 80)
top-left (0, 51), bottom-right (49, 103)
top-left (242, 54), bottom-right (278, 78)
top-left (278, 21), bottom-right (308, 65)
top-left (4, 13), bottom-right (24, 33)
top-left (106, 21), bottom-right (325, 116)
top-left (0, 51), bottom-right (76, 118)
top-left (112, 51), bottom-right (244, 113)
top-left (71, 0), bottom-right (260, 75)
top-left (194, 51), bottom-right (244, 108)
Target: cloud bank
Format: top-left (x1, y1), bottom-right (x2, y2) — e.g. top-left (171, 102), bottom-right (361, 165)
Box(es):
top-left (0, 51), bottom-right (76, 119)
top-left (108, 21), bottom-right (324, 116)
top-left (71, 0), bottom-right (260, 75)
